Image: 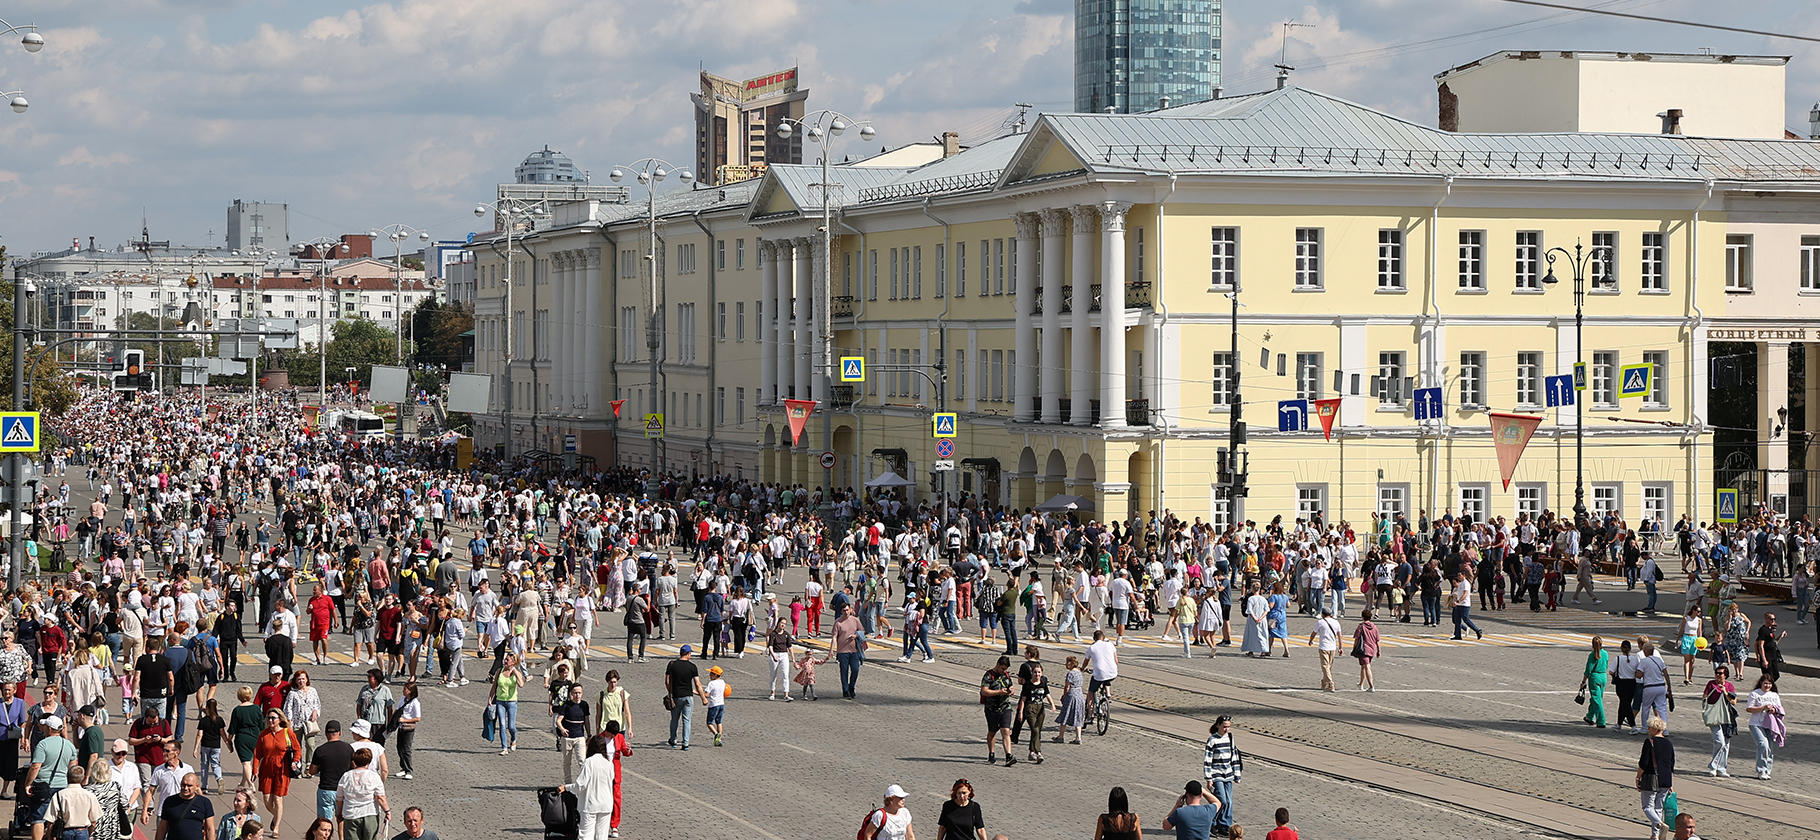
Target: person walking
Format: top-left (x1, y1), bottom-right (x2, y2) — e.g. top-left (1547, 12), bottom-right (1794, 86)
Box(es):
top-left (1449, 572), bottom-right (1483, 641)
top-left (1201, 715), bottom-right (1242, 839)
top-left (1015, 661), bottom-right (1053, 765)
top-left (1676, 607), bottom-right (1703, 685)
top-left (764, 620), bottom-right (793, 701)
top-left (250, 708), bottom-right (301, 838)
top-left (1239, 586), bottom-right (1268, 657)
top-left (1055, 657), bottom-right (1086, 745)
top-left (663, 645), bottom-right (705, 751)
top-left (491, 654), bottom-right (525, 755)
top-left (226, 686), bottom-right (262, 791)
top-left (333, 748), bottom-right (388, 840)
top-left (860, 784), bottom-right (914, 840)
top-left (560, 734), bottom-right (616, 840)
top-left (1580, 635), bottom-right (1610, 728)
top-left (1614, 639), bottom-right (1642, 731)
top-left (980, 656), bottom-right (1016, 766)
top-left (1352, 610), bottom-right (1381, 692)
top-left (305, 720), bottom-right (354, 827)
top-left (933, 779), bottom-right (985, 840)
top-left (1635, 638), bottom-right (1671, 735)
top-left (1636, 717), bottom-right (1675, 840)
top-left (1700, 665), bottom-right (1737, 777)
top-left (391, 682), bottom-right (420, 780)
top-left (1307, 610), bottom-right (1341, 692)
top-left (1265, 583), bottom-right (1291, 658)
top-left (831, 604), bottom-right (865, 700)
top-left (1743, 674), bottom-right (1783, 780)
top-left (623, 586), bottom-right (650, 663)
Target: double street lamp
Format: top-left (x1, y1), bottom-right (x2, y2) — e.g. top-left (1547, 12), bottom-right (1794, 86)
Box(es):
top-left (367, 224), bottom-right (432, 363)
top-left (608, 159), bottom-right (693, 473)
top-left (0, 17), bottom-right (43, 117)
top-left (231, 246), bottom-right (279, 430)
top-left (473, 198), bottom-right (551, 459)
top-left (300, 236), bottom-right (350, 405)
top-left (1541, 240), bottom-right (1616, 527)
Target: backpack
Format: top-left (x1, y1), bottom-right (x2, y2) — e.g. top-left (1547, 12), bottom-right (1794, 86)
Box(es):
top-left (195, 634), bottom-right (220, 676)
top-left (857, 809), bottom-right (884, 840)
top-left (174, 649), bottom-right (205, 697)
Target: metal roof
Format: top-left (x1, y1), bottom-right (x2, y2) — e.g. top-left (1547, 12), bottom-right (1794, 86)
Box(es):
top-left (1006, 86), bottom-right (1820, 184)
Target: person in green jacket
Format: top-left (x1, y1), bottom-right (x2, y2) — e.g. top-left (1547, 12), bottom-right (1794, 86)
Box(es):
top-left (1581, 635), bottom-right (1611, 728)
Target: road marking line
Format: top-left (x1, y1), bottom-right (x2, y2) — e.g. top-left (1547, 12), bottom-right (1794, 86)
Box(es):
top-left (1265, 687), bottom-right (1575, 694)
top-left (1129, 782), bottom-right (1176, 795)
top-left (779, 742), bottom-right (814, 754)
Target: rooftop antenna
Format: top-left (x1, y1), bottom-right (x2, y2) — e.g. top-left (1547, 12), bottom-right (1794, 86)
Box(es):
top-left (1011, 102), bottom-right (1033, 134)
top-left (1275, 20), bottom-right (1314, 89)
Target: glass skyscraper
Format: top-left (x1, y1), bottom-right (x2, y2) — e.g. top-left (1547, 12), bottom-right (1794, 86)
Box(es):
top-left (1075, 0), bottom-right (1220, 114)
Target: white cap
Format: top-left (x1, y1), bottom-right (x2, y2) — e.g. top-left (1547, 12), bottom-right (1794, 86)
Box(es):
top-left (884, 784), bottom-right (908, 800)
top-left (270, 665), bottom-right (284, 674)
top-left (41, 716), bottom-right (62, 729)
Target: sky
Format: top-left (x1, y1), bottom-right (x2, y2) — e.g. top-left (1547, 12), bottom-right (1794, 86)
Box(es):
top-left (0, 0), bottom-right (1817, 256)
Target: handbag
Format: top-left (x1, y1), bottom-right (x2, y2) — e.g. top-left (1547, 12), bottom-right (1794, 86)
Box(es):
top-left (1637, 739), bottom-right (1659, 791)
top-left (1573, 686), bottom-right (1587, 705)
top-left (661, 694), bottom-right (676, 711)
top-left (481, 704), bottom-right (497, 741)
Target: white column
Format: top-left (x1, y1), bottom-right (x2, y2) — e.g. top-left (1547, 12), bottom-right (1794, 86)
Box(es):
top-left (810, 236), bottom-right (828, 403)
top-left (582, 250), bottom-right (601, 413)
top-left (1040, 208), bottom-right (1067, 424)
top-left (1099, 201), bottom-right (1131, 429)
top-left (759, 241), bottom-right (777, 405)
top-left (775, 241), bottom-right (794, 402)
top-left (1013, 212), bottom-right (1039, 422)
top-left (554, 252), bottom-right (571, 412)
top-left (794, 237), bottom-right (813, 401)
top-left (1070, 205), bottom-right (1097, 426)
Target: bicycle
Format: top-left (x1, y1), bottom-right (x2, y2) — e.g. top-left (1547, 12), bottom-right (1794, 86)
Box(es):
top-left (1081, 667), bottom-right (1113, 736)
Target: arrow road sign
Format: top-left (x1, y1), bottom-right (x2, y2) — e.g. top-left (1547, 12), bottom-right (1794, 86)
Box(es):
top-left (1412, 387), bottom-right (1443, 421)
top-left (1277, 399), bottom-right (1308, 432)
top-left (1545, 375), bottom-right (1576, 408)
top-left (840, 356), bottom-right (866, 383)
top-left (1620, 363), bottom-right (1651, 399)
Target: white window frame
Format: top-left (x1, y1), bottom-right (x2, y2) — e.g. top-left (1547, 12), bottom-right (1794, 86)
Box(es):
top-left (956, 242), bottom-right (967, 296)
top-left (1210, 227), bottom-right (1239, 289)
top-left (1725, 235), bottom-right (1753, 291)
top-left (1643, 351), bottom-right (1668, 408)
top-left (1591, 483), bottom-right (1622, 518)
top-left (1642, 483), bottom-right (1671, 529)
top-left (1458, 484), bottom-right (1488, 525)
top-left (1641, 232), bottom-right (1666, 292)
top-left (1294, 228), bottom-right (1323, 289)
top-left (1801, 236), bottom-right (1820, 292)
top-left (1590, 232), bottom-right (1617, 291)
top-left (1212, 351), bottom-right (1234, 409)
top-left (1515, 483), bottom-right (1545, 521)
top-left (1458, 230), bottom-right (1484, 291)
top-left (1516, 351), bottom-right (1542, 407)
top-left (1592, 351), bottom-right (1617, 407)
top-left (1377, 484), bottom-right (1409, 522)
top-left (1296, 484), bottom-right (1327, 524)
top-left (1515, 231), bottom-right (1541, 290)
top-left (1295, 352), bottom-right (1322, 401)
top-left (1377, 228), bottom-right (1404, 290)
top-left (1375, 351), bottom-right (1404, 407)
top-left (1459, 351), bottom-right (1485, 409)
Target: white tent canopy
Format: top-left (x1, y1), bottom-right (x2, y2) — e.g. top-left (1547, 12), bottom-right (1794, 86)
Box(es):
top-left (1035, 493), bottom-right (1094, 512)
top-left (864, 471), bottom-right (916, 488)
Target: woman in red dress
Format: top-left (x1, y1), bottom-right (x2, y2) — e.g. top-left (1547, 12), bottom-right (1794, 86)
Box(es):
top-left (251, 708), bottom-right (301, 837)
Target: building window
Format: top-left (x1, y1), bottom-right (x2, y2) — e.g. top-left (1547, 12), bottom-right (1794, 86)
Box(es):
top-left (842, 252), bottom-right (852, 298)
top-left (716, 302), bottom-right (727, 341)
top-left (620, 307), bottom-right (637, 361)
top-left (1641, 232), bottom-right (1666, 291)
top-left (913, 245), bottom-right (923, 299)
top-left (889, 249), bottom-right (899, 300)
top-left (868, 250), bottom-right (879, 300)
top-left (716, 239), bottom-right (725, 271)
top-left (1459, 351), bottom-right (1484, 408)
top-left (1375, 352), bottom-right (1404, 406)
top-left (1295, 353), bottom-right (1321, 400)
top-left (977, 349), bottom-right (989, 401)
top-left (736, 387), bottom-right (745, 427)
top-left (956, 242), bottom-right (967, 296)
top-left (619, 250), bottom-right (636, 279)
top-left (736, 302), bottom-right (745, 342)
top-left (994, 238), bottom-right (1006, 295)
top-left (1378, 484), bottom-right (1408, 522)
top-left (990, 349), bottom-right (1004, 402)
top-left (1211, 496), bottom-right (1232, 529)
top-left (1296, 485), bottom-right (1326, 523)
top-left (955, 349), bottom-right (966, 403)
top-left (1458, 485), bottom-right (1487, 524)
top-left (716, 387), bottom-right (725, 425)
top-left (1516, 483), bottom-right (1545, 520)
top-left (1133, 227), bottom-right (1145, 285)
top-left (1725, 235), bottom-right (1753, 291)
top-left (1643, 483), bottom-right (1671, 527)
top-left (1005, 350), bottom-right (1015, 402)
top-left (1516, 351), bottom-right (1542, 406)
top-left (1212, 352), bottom-right (1234, 408)
top-left (1294, 228), bottom-right (1322, 289)
top-left (1799, 236), bottom-right (1820, 291)
top-left (1590, 232), bottom-right (1616, 289)
top-left (935, 243), bottom-right (946, 298)
top-left (1592, 483), bottom-right (1621, 517)
top-left (1377, 229), bottom-right (1404, 290)
top-left (1457, 230), bottom-right (1484, 290)
top-left (1515, 231), bottom-right (1541, 289)
top-left (677, 243), bottom-right (697, 275)
top-left (1210, 227), bottom-right (1239, 289)
top-left (1643, 351), bottom-right (1668, 407)
top-left (1592, 351), bottom-right (1617, 406)
top-left (736, 238), bottom-right (746, 270)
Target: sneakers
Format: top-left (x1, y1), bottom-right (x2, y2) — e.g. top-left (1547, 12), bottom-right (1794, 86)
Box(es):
top-left (985, 753), bottom-right (996, 765)
top-left (1003, 755), bottom-right (1018, 766)
top-left (499, 748), bottom-right (509, 756)
top-left (401, 773), bottom-right (413, 780)
top-left (921, 657), bottom-right (935, 663)
top-left (458, 679), bottom-right (470, 686)
top-left (896, 656), bottom-right (911, 663)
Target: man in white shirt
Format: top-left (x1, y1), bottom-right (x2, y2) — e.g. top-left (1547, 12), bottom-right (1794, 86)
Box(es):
top-left (1083, 631), bottom-right (1119, 696)
top-left (1308, 609), bottom-right (1343, 692)
top-left (1106, 571), bottom-right (1136, 645)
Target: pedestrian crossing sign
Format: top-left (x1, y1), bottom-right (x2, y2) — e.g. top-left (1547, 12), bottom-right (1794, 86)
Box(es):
top-left (643, 413), bottom-right (664, 440)
top-left (1619, 363), bottom-right (1651, 399)
top-left (840, 356), bottom-right (866, 383)
top-left (1716, 488), bottom-right (1738, 523)
top-left (932, 412), bottom-right (958, 438)
top-left (0, 412), bottom-right (39, 452)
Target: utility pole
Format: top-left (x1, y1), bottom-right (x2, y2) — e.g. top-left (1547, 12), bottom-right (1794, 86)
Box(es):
top-left (1223, 290), bottom-right (1248, 523)
top-left (8, 266), bottom-right (28, 590)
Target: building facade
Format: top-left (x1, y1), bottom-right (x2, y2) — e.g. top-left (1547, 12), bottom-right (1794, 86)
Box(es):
top-left (226, 200), bottom-right (290, 252)
top-left (1075, 0), bottom-right (1221, 114)
top-left (692, 67), bottom-right (808, 186)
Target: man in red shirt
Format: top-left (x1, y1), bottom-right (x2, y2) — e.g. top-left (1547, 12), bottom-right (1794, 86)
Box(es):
top-left (1265, 807), bottom-right (1300, 840)
top-left (376, 594), bottom-right (405, 677)
top-left (308, 584), bottom-right (335, 666)
top-left (126, 704), bottom-right (173, 781)
top-left (254, 666), bottom-right (289, 712)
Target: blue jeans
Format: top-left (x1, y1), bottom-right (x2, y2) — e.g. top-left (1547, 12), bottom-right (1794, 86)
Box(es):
top-left (1206, 779), bottom-right (1235, 832)
top-left (836, 651), bottom-right (862, 696)
top-left (494, 700), bottom-right (519, 748)
top-left (668, 695), bottom-right (695, 746)
top-left (1752, 724), bottom-right (1775, 776)
top-left (941, 602), bottom-right (958, 634)
top-left (1421, 594), bottom-right (1441, 625)
top-left (199, 746), bottom-right (221, 789)
top-left (1328, 588), bottom-right (1347, 619)
top-left (1001, 615), bottom-right (1018, 654)
top-left (1451, 604), bottom-right (1481, 638)
top-left (1644, 578), bottom-right (1658, 612)
top-left (169, 698), bottom-right (189, 744)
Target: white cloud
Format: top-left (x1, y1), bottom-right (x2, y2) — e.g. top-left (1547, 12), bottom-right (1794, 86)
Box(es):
top-left (56, 146), bottom-right (132, 167)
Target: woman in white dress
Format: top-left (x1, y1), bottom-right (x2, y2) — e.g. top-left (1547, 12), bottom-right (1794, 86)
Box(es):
top-left (1196, 586), bottom-right (1224, 648)
top-left (1240, 583), bottom-right (1270, 656)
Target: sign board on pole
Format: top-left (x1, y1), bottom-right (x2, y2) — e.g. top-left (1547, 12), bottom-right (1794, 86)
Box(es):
top-left (1412, 388), bottom-right (1443, 421)
top-left (1716, 488), bottom-right (1738, 523)
top-left (1276, 399), bottom-right (1308, 431)
top-left (934, 460), bottom-right (955, 471)
top-left (563, 434), bottom-right (577, 453)
top-left (0, 412), bottom-right (40, 452)
top-left (1545, 375), bottom-right (1575, 408)
top-left (820, 451), bottom-right (836, 470)
top-left (446, 372), bottom-right (492, 414)
top-left (1573, 362), bottom-right (1587, 391)
top-left (643, 413), bottom-right (665, 439)
top-left (932, 413), bottom-right (958, 438)
top-left (839, 356), bottom-right (866, 382)
top-left (368, 365), bottom-right (410, 404)
top-left (1619, 363), bottom-right (1651, 399)
top-left (935, 439), bottom-right (954, 459)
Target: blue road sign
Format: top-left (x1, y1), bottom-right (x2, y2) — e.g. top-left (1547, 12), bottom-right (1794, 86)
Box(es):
top-left (840, 356), bottom-right (866, 383)
top-left (1545, 375), bottom-right (1576, 408)
top-left (1278, 399), bottom-right (1308, 431)
top-left (0, 412), bottom-right (39, 452)
top-left (932, 413), bottom-right (958, 438)
top-left (1412, 387), bottom-right (1443, 421)
top-left (936, 438), bottom-right (954, 459)
top-left (1716, 488), bottom-right (1739, 523)
top-left (1620, 363), bottom-right (1651, 399)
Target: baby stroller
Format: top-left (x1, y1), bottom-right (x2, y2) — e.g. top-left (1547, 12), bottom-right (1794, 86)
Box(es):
top-left (1125, 590), bottom-right (1158, 631)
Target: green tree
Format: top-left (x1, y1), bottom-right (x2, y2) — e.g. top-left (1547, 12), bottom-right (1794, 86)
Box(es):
top-left (0, 248), bottom-right (78, 416)
top-left (410, 299), bottom-right (473, 372)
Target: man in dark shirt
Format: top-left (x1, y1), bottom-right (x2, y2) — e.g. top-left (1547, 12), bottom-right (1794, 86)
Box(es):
top-left (663, 646), bottom-right (704, 750)
top-left (75, 705), bottom-right (104, 771)
top-left (1756, 611), bottom-right (1785, 683)
top-left (156, 772), bottom-right (215, 840)
top-left (306, 720), bottom-right (354, 823)
top-left (553, 685), bottom-right (589, 784)
top-left (135, 639), bottom-right (174, 719)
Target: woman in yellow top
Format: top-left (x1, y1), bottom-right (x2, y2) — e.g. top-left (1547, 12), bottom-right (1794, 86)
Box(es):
top-left (594, 669), bottom-right (633, 740)
top-left (493, 653), bottom-right (526, 755)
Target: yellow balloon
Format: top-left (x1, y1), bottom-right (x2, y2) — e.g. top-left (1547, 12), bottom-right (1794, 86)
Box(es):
top-left (1694, 636), bottom-right (1709, 650)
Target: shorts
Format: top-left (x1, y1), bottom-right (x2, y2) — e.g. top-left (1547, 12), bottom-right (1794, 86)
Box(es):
top-left (316, 788), bottom-right (339, 820)
top-left (1110, 608), bottom-right (1130, 627)
top-left (706, 705), bottom-right (725, 725)
top-left (310, 624), bottom-right (330, 642)
top-left (980, 614), bottom-right (999, 630)
top-left (378, 638), bottom-right (400, 655)
top-left (984, 706), bottom-right (1014, 733)
top-left (353, 627), bottom-right (376, 645)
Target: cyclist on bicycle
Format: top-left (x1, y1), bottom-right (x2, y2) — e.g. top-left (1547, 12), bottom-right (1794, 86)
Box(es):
top-left (1084, 629), bottom-right (1119, 696)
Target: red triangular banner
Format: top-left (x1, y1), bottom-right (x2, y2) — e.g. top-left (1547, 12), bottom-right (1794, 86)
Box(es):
top-left (1313, 398), bottom-right (1342, 441)
top-left (1489, 412), bottom-right (1545, 490)
top-left (784, 399), bottom-right (817, 447)
top-left (610, 399), bottom-right (626, 419)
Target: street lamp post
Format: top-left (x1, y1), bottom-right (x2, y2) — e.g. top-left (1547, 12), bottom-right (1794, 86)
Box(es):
top-left (0, 16), bottom-right (42, 123)
top-left (775, 111), bottom-right (875, 529)
top-left (1541, 240), bottom-right (1616, 527)
top-left (231, 246), bottom-right (279, 433)
top-left (368, 225), bottom-right (431, 363)
top-left (607, 159), bottom-right (694, 474)
top-left (473, 199), bottom-right (551, 460)
top-left (300, 237), bottom-right (349, 405)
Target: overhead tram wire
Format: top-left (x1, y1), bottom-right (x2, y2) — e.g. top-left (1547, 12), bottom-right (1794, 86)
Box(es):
top-left (1492, 0), bottom-right (1820, 44)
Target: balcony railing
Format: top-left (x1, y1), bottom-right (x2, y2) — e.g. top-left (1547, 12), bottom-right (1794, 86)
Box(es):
top-left (832, 295), bottom-right (855, 317)
top-left (1061, 285), bottom-right (1072, 313)
top-left (1090, 283), bottom-right (1102, 311)
top-left (1125, 398), bottom-right (1151, 426)
top-left (1126, 280), bottom-right (1153, 308)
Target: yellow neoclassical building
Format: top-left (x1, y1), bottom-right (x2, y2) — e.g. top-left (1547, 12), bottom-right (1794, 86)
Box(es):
top-left (466, 84), bottom-right (1820, 529)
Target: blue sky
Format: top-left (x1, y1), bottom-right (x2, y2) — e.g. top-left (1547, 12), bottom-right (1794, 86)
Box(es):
top-left (0, 0), bottom-right (1815, 255)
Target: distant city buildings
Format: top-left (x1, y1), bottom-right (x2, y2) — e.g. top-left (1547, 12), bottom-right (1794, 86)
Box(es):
top-left (226, 200), bottom-right (290, 252)
top-left (692, 67), bottom-right (808, 185)
top-left (1074, 0), bottom-right (1221, 114)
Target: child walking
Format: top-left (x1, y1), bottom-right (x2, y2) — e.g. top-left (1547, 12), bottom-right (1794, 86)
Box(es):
top-left (792, 647), bottom-right (829, 700)
top-left (704, 666), bottom-right (729, 746)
